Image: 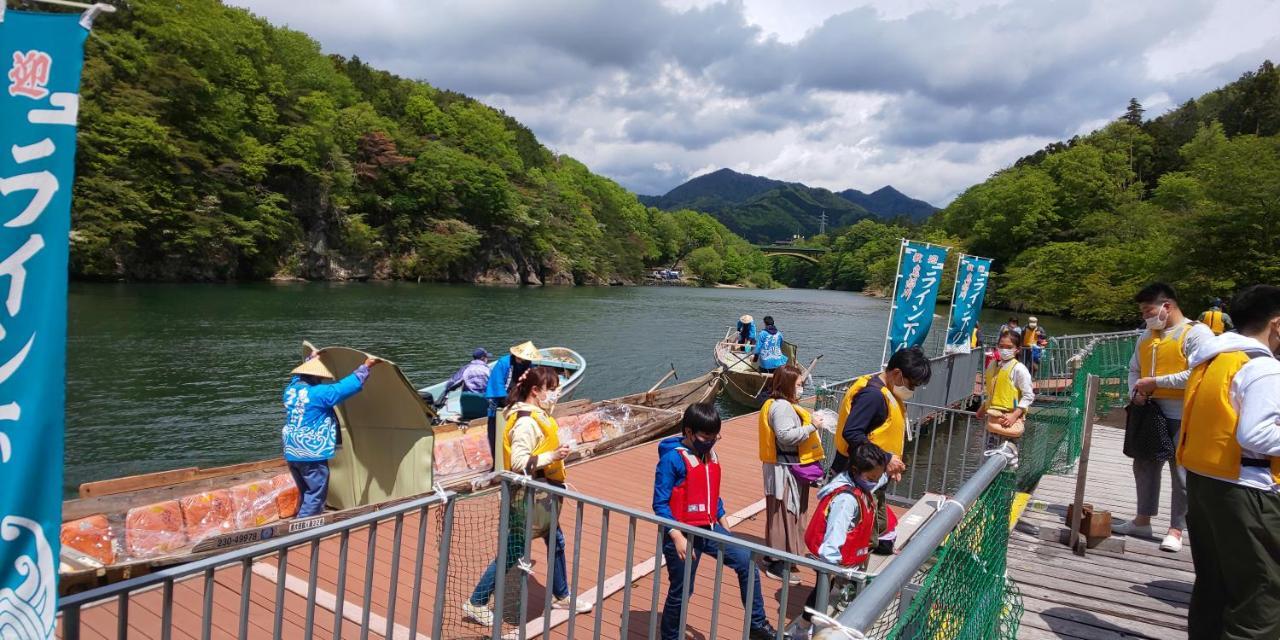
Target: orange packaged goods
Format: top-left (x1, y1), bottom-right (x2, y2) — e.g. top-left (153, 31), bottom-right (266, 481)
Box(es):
top-left (561, 411), bottom-right (604, 443)
top-left (179, 489), bottom-right (236, 543)
top-left (125, 501), bottom-right (188, 559)
top-left (61, 514), bottom-right (116, 565)
top-left (461, 432), bottom-right (492, 470)
top-left (434, 438), bottom-right (469, 475)
top-left (271, 474), bottom-right (301, 519)
top-left (231, 480), bottom-right (281, 529)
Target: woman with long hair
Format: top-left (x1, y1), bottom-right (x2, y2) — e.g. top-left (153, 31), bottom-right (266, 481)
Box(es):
top-left (757, 363), bottom-right (824, 583)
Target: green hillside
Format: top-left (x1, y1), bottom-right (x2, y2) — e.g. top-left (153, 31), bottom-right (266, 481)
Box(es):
top-left (63, 0), bottom-right (771, 286)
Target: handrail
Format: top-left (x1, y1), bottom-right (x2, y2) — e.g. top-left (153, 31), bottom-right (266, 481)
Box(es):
top-left (821, 442), bottom-right (1018, 636)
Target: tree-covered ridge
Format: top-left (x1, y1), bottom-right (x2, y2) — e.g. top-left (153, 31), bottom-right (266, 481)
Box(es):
top-left (931, 61), bottom-right (1280, 323)
top-left (66, 0), bottom-right (772, 286)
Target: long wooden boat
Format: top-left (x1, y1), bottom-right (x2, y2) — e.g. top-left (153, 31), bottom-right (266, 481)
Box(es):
top-left (417, 347), bottom-right (586, 423)
top-left (58, 358), bottom-right (722, 595)
top-left (715, 328), bottom-right (816, 408)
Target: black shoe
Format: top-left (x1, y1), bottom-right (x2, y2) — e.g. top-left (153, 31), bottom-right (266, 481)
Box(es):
top-left (749, 623), bottom-right (778, 640)
top-left (760, 560), bottom-right (786, 582)
top-left (872, 538), bottom-right (894, 555)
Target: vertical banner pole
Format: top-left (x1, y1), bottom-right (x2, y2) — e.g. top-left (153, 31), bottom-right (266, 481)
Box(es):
top-left (1, 8), bottom-right (94, 637)
top-left (880, 239), bottom-right (908, 368)
top-left (942, 252), bottom-right (965, 357)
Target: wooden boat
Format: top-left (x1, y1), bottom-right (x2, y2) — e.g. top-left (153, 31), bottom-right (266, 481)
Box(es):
top-left (715, 328), bottom-right (818, 408)
top-left (417, 347), bottom-right (586, 423)
top-left (58, 357), bottom-right (722, 595)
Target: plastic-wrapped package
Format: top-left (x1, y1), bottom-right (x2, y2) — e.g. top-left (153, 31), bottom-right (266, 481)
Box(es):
top-left (461, 432), bottom-right (492, 470)
top-left (434, 438), bottom-right (469, 475)
top-left (60, 514), bottom-right (116, 565)
top-left (179, 489), bottom-right (237, 543)
top-left (230, 480), bottom-right (280, 529)
top-left (270, 474), bottom-right (301, 519)
top-left (812, 409), bottom-right (839, 432)
top-left (125, 501), bottom-right (188, 559)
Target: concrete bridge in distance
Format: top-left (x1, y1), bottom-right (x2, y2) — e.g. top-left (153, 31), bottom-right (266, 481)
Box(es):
top-left (752, 244), bottom-right (828, 264)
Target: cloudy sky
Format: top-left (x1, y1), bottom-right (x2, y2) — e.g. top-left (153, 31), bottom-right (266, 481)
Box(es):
top-left (232, 0), bottom-right (1280, 205)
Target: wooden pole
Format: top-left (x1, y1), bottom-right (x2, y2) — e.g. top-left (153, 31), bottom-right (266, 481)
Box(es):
top-left (1068, 374), bottom-right (1101, 555)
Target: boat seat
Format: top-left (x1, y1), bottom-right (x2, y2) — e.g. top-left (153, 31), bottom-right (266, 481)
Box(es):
top-left (459, 392), bottom-right (488, 421)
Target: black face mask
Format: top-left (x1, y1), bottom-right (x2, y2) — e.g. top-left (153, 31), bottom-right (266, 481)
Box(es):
top-left (690, 438), bottom-right (716, 456)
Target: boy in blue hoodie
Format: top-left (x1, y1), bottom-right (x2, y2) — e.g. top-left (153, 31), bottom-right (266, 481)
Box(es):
top-left (653, 403), bottom-right (776, 640)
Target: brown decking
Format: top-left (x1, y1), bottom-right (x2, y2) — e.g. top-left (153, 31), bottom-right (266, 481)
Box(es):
top-left (61, 410), bottom-right (821, 639)
top-left (1012, 425), bottom-right (1192, 639)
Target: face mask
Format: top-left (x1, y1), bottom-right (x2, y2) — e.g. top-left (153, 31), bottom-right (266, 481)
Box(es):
top-left (998, 348), bottom-right (1016, 361)
top-left (892, 385), bottom-right (914, 401)
top-left (795, 385), bottom-right (805, 398)
top-left (690, 438), bottom-right (716, 457)
top-left (1145, 306), bottom-right (1168, 331)
top-left (539, 389), bottom-right (560, 409)
top-left (854, 473), bottom-right (887, 494)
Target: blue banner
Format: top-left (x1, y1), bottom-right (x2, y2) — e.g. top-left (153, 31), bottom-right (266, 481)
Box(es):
top-left (944, 255), bottom-right (994, 354)
top-left (884, 240), bottom-right (949, 363)
top-left (1, 9), bottom-right (89, 636)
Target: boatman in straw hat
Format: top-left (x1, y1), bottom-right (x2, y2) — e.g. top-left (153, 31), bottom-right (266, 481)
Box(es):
top-left (283, 351), bottom-right (381, 517)
top-left (736, 314), bottom-right (757, 346)
top-left (484, 341), bottom-right (541, 469)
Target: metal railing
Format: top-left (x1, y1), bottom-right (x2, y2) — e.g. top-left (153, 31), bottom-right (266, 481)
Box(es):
top-left (490, 473), bottom-right (860, 640)
top-left (59, 489), bottom-right (456, 640)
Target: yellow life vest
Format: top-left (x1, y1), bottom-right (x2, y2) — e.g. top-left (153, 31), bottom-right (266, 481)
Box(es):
top-left (835, 374), bottom-right (907, 457)
top-left (1136, 322), bottom-right (1194, 400)
top-left (1199, 310), bottom-right (1226, 335)
top-left (984, 359), bottom-right (1022, 412)
top-left (1178, 352), bottom-right (1280, 485)
top-left (1021, 328), bottom-right (1038, 348)
top-left (503, 407), bottom-right (566, 482)
top-left (758, 399), bottom-right (825, 464)
top-left (970, 328), bottom-right (979, 348)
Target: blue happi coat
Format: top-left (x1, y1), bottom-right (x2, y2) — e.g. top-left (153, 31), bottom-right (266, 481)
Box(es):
top-left (755, 327), bottom-right (787, 369)
top-left (282, 365), bottom-right (369, 462)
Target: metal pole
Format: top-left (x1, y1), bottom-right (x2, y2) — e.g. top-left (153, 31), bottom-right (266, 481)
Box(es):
top-left (881, 238), bottom-right (908, 367)
top-left (837, 445), bottom-right (1015, 632)
top-left (943, 252), bottom-right (965, 355)
top-left (1067, 374), bottom-right (1101, 555)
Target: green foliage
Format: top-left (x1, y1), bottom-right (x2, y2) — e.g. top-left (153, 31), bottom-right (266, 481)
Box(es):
top-left (936, 62), bottom-right (1280, 323)
top-left (65, 0), bottom-right (770, 286)
top-left (686, 247), bottom-right (725, 284)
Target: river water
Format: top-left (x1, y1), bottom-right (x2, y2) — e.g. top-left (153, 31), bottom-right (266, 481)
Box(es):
top-left (65, 282), bottom-right (1108, 495)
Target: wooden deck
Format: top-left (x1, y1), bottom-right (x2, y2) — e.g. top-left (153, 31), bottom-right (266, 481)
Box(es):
top-left (1012, 424), bottom-right (1192, 640)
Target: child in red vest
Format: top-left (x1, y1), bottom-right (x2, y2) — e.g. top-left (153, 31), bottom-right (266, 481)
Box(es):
top-left (653, 403), bottom-right (777, 640)
top-left (800, 442), bottom-right (889, 625)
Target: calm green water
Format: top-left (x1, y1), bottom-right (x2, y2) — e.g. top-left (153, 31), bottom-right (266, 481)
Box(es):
top-left (64, 282), bottom-right (1108, 495)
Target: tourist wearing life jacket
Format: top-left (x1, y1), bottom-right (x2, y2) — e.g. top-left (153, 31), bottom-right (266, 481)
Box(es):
top-left (796, 442), bottom-right (889, 635)
top-left (1177, 285), bottom-right (1280, 640)
top-left (483, 341), bottom-right (538, 470)
top-left (282, 351), bottom-right (379, 518)
top-left (465, 367), bottom-right (591, 627)
top-left (753, 316), bottom-right (788, 373)
top-left (977, 333), bottom-right (1035, 440)
top-left (757, 364), bottom-right (824, 584)
top-left (653, 403), bottom-right (777, 640)
top-left (1115, 283), bottom-right (1213, 553)
top-left (1197, 297), bottom-right (1234, 336)
top-left (833, 346), bottom-right (931, 553)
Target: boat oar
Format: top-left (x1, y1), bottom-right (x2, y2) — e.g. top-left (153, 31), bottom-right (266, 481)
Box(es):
top-left (647, 364), bottom-right (679, 394)
top-left (801, 354), bottom-right (824, 382)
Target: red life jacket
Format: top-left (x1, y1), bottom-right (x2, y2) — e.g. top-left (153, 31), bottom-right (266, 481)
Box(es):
top-left (804, 484), bottom-right (875, 567)
top-left (668, 448), bottom-right (721, 527)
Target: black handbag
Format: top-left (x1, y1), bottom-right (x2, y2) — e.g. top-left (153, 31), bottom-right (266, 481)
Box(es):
top-left (1123, 400), bottom-right (1174, 461)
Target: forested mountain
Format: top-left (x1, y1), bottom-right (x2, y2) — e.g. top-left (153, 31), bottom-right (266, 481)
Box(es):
top-left (64, 0), bottom-right (773, 286)
top-left (931, 62), bottom-right (1280, 322)
top-left (768, 62), bottom-right (1280, 320)
top-left (642, 169), bottom-right (937, 243)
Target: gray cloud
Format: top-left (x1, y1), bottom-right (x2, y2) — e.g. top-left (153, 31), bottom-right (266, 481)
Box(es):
top-left (232, 0), bottom-right (1280, 203)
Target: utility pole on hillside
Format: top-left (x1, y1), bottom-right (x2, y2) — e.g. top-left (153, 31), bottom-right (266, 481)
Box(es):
top-left (819, 211), bottom-right (827, 236)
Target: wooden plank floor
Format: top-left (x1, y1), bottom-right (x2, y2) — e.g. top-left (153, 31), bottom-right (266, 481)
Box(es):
top-left (1012, 425), bottom-right (1192, 640)
top-left (61, 409), bottom-right (824, 639)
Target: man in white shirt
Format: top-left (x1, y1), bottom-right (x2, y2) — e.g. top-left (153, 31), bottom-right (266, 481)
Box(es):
top-left (1117, 283), bottom-right (1213, 552)
top-left (1178, 284), bottom-right (1280, 640)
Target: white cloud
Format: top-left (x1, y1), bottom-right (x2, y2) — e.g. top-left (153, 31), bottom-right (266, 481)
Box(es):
top-left (232, 0), bottom-right (1280, 206)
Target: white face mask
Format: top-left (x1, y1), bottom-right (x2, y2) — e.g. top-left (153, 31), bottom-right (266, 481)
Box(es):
top-left (1144, 305), bottom-right (1169, 331)
top-left (539, 389), bottom-right (560, 409)
top-left (795, 384), bottom-right (805, 398)
top-left (998, 348), bottom-right (1017, 361)
top-left (892, 385), bottom-right (914, 401)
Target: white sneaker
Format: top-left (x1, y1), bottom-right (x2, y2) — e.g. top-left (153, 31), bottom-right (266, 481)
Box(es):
top-left (1111, 519), bottom-right (1153, 538)
top-left (462, 601), bottom-right (493, 627)
top-left (1160, 533), bottom-right (1183, 553)
top-left (553, 595), bottom-right (593, 613)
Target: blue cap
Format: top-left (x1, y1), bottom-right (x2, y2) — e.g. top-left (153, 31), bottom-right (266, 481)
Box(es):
top-left (473, 348), bottom-right (490, 360)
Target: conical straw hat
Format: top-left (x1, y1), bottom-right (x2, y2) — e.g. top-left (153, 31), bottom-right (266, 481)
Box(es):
top-left (740, 315), bottom-right (753, 324)
top-left (509, 341), bottom-right (540, 361)
top-left (291, 356), bottom-right (335, 379)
